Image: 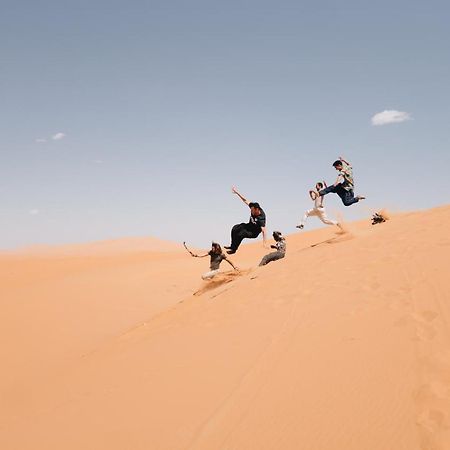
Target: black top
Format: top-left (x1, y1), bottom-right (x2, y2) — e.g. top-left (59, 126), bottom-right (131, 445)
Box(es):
top-left (209, 251), bottom-right (227, 270)
top-left (248, 206), bottom-right (266, 231)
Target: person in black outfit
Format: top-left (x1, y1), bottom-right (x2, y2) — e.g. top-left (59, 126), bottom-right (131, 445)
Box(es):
top-left (225, 186), bottom-right (267, 254)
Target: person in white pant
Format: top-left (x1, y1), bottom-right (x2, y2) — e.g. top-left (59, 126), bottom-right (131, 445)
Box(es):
top-left (190, 242), bottom-right (238, 280)
top-left (296, 182), bottom-right (342, 230)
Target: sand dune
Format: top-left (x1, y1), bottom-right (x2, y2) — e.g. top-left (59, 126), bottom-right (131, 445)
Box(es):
top-left (7, 236), bottom-right (181, 256)
top-left (1, 206), bottom-right (450, 450)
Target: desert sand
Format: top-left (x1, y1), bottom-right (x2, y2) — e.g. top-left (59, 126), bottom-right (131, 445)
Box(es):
top-left (1, 206), bottom-right (449, 450)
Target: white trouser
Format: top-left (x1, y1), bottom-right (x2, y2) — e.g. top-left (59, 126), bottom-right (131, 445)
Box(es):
top-left (202, 269), bottom-right (219, 280)
top-left (301, 207), bottom-right (337, 226)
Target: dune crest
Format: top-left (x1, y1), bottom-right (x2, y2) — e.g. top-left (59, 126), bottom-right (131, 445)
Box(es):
top-left (4, 236), bottom-right (182, 256)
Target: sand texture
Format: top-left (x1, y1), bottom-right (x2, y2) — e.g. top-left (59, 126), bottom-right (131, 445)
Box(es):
top-left (1, 206), bottom-right (450, 449)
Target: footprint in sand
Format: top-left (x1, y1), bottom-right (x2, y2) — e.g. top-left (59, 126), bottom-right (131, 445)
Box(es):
top-left (411, 310), bottom-right (438, 325)
top-left (416, 324), bottom-right (437, 341)
top-left (416, 382), bottom-right (450, 404)
top-left (411, 310), bottom-right (439, 341)
top-left (417, 408), bottom-right (447, 433)
top-left (420, 310), bottom-right (439, 323)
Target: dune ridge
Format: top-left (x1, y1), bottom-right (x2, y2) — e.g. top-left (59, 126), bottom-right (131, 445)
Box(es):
top-left (3, 236), bottom-right (181, 257)
top-left (1, 205), bottom-right (450, 449)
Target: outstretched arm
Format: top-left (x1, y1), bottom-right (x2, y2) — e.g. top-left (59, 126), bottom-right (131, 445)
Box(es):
top-left (193, 253), bottom-right (209, 258)
top-left (232, 186), bottom-right (250, 205)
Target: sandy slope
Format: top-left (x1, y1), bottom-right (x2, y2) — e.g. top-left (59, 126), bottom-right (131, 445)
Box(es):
top-left (1, 206), bottom-right (450, 450)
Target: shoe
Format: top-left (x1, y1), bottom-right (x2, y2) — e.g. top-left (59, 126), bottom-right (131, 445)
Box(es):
top-left (296, 224), bottom-right (304, 229)
top-left (227, 250), bottom-right (236, 255)
top-left (357, 195), bottom-right (366, 200)
top-left (224, 246), bottom-right (232, 250)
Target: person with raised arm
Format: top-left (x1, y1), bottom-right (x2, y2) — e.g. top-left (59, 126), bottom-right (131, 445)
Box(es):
top-left (190, 242), bottom-right (238, 280)
top-left (225, 186), bottom-right (267, 254)
top-left (297, 181), bottom-right (342, 230)
top-left (318, 156), bottom-right (365, 206)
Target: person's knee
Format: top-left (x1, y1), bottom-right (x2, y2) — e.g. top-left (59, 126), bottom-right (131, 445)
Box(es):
top-left (231, 224), bottom-right (241, 233)
top-left (342, 197), bottom-right (353, 206)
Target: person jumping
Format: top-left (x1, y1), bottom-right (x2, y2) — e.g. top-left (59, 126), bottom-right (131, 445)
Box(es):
top-left (318, 156), bottom-right (365, 206)
top-left (296, 182), bottom-right (342, 230)
top-left (225, 186), bottom-right (267, 254)
top-left (259, 231), bottom-right (286, 266)
top-left (190, 242), bottom-right (238, 280)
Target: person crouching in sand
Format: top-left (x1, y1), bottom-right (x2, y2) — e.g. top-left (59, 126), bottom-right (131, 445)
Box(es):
top-left (191, 242), bottom-right (238, 280)
top-left (259, 231), bottom-right (286, 266)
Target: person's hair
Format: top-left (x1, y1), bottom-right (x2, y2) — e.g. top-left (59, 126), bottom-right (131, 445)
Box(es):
top-left (211, 242), bottom-right (222, 253)
top-left (332, 160), bottom-right (343, 168)
top-left (316, 182), bottom-right (324, 189)
top-left (272, 231), bottom-right (283, 241)
top-left (249, 202), bottom-right (261, 209)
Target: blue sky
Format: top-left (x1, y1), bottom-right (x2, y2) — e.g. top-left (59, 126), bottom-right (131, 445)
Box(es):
top-left (1, 0), bottom-right (449, 249)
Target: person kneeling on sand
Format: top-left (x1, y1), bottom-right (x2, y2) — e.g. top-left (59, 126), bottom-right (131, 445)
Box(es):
top-left (191, 242), bottom-right (238, 280)
top-left (296, 181), bottom-right (342, 231)
top-left (259, 231), bottom-right (286, 266)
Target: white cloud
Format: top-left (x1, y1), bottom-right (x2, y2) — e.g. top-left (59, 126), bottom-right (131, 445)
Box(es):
top-left (29, 209), bottom-right (40, 215)
top-left (371, 110), bottom-right (412, 126)
top-left (52, 132), bottom-right (66, 140)
top-left (35, 138), bottom-right (47, 143)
